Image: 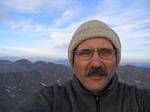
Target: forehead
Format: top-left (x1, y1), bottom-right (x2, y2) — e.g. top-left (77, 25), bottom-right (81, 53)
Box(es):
top-left (77, 37), bottom-right (114, 49)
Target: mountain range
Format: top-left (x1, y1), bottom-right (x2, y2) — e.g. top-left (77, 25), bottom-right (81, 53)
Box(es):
top-left (0, 59), bottom-right (150, 112)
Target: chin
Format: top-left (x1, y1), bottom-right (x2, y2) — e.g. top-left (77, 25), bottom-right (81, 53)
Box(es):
top-left (86, 78), bottom-right (109, 94)
top-left (86, 83), bottom-right (106, 94)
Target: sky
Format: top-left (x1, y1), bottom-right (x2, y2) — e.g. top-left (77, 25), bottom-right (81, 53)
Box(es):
top-left (0, 0), bottom-right (150, 64)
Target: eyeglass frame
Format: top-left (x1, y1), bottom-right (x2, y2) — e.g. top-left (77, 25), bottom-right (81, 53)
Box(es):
top-left (74, 47), bottom-right (117, 60)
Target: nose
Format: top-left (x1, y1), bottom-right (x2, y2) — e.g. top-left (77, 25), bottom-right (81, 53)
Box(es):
top-left (90, 51), bottom-right (103, 67)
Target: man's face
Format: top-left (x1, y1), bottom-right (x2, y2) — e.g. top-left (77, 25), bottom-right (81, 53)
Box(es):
top-left (73, 37), bottom-right (117, 94)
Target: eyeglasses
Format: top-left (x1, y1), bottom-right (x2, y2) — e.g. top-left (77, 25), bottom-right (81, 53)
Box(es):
top-left (74, 48), bottom-right (116, 60)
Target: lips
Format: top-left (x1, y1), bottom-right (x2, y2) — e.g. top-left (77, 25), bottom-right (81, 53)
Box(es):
top-left (88, 75), bottom-right (103, 81)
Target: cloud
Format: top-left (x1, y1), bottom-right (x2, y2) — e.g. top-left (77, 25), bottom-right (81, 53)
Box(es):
top-left (48, 23), bottom-right (76, 48)
top-left (137, 41), bottom-right (150, 47)
top-left (126, 40), bottom-right (150, 52)
top-left (11, 20), bottom-right (32, 31)
top-left (0, 21), bottom-right (79, 59)
top-left (0, 47), bottom-right (36, 57)
top-left (0, 0), bottom-right (79, 13)
top-left (53, 2), bottom-right (82, 26)
top-left (2, 18), bottom-right (32, 31)
top-left (2, 17), bottom-right (47, 33)
top-left (0, 0), bottom-right (82, 32)
top-left (53, 9), bottom-right (73, 26)
top-left (113, 18), bottom-right (150, 51)
top-left (35, 25), bottom-right (45, 33)
top-left (0, 0), bottom-right (149, 62)
top-left (84, 0), bottom-right (150, 63)
top-left (122, 51), bottom-right (150, 63)
top-left (0, 45), bottom-right (66, 59)
top-left (43, 22), bottom-right (81, 58)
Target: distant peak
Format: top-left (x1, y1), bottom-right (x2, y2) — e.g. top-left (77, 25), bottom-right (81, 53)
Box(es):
top-left (14, 59), bottom-right (32, 65)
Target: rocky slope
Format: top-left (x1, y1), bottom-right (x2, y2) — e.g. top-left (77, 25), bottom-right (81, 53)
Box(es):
top-left (0, 59), bottom-right (150, 112)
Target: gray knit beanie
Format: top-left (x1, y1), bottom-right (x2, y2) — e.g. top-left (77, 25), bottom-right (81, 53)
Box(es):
top-left (68, 19), bottom-right (121, 66)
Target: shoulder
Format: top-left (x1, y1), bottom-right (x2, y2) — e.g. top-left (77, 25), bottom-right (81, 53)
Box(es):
top-left (38, 84), bottom-right (64, 95)
top-left (118, 82), bottom-right (150, 106)
top-left (37, 80), bottom-right (73, 100)
top-left (118, 81), bottom-right (150, 95)
top-left (18, 80), bottom-right (73, 112)
top-left (117, 82), bottom-right (150, 109)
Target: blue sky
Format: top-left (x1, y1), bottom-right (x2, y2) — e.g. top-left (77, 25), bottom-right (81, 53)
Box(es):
top-left (0, 0), bottom-right (150, 64)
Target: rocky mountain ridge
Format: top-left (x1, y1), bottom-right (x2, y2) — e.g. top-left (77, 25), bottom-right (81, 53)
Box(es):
top-left (0, 59), bottom-right (150, 112)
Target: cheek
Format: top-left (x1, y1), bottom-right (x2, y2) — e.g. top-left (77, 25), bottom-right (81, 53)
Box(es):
top-left (73, 58), bottom-right (88, 77)
top-left (106, 59), bottom-right (117, 76)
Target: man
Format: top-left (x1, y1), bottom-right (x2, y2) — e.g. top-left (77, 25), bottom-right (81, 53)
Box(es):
top-left (21, 20), bottom-right (150, 112)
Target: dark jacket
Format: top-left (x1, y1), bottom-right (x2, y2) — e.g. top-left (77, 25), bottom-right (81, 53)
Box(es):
top-left (20, 74), bottom-right (150, 112)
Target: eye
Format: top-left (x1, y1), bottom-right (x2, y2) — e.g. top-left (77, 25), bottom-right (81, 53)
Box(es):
top-left (78, 49), bottom-right (92, 57)
top-left (99, 48), bottom-right (114, 57)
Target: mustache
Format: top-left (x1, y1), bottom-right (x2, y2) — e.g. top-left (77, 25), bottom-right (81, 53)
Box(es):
top-left (86, 67), bottom-right (107, 77)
